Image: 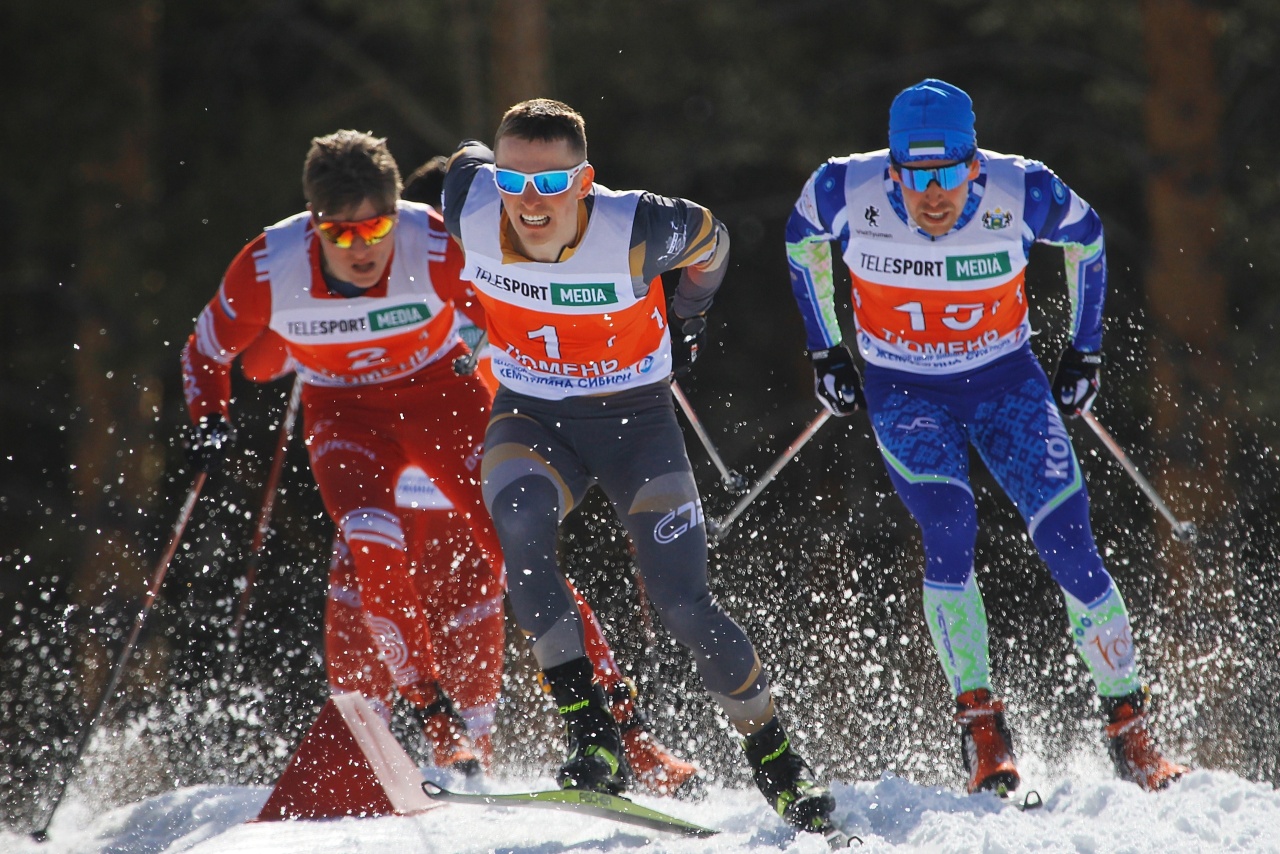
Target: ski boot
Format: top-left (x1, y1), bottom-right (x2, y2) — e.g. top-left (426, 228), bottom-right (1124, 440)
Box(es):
top-left (609, 678), bottom-right (705, 799)
top-left (412, 689), bottom-right (482, 778)
top-left (742, 717), bottom-right (835, 834)
top-left (1102, 687), bottom-right (1188, 791)
top-left (544, 658), bottom-right (632, 795)
top-left (955, 688), bottom-right (1020, 795)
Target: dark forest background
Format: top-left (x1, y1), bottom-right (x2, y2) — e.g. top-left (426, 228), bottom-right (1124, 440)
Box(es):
top-left (4, 0), bottom-right (1280, 831)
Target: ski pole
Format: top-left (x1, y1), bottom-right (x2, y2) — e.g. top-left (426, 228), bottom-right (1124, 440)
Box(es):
top-left (1080, 410), bottom-right (1197, 543)
top-left (453, 331), bottom-right (488, 376)
top-left (708, 410), bottom-right (832, 546)
top-left (671, 381), bottom-right (748, 492)
top-left (225, 376), bottom-right (303, 661)
top-left (32, 470), bottom-right (208, 842)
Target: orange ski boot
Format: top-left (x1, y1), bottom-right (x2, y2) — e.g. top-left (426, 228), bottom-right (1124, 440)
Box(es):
top-left (414, 692), bottom-right (482, 778)
top-left (955, 688), bottom-right (1020, 795)
top-left (610, 678), bottom-right (705, 799)
top-left (1102, 687), bottom-right (1188, 791)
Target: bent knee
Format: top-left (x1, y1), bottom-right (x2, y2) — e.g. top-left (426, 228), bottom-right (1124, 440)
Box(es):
top-left (486, 475), bottom-right (560, 544)
top-left (481, 442), bottom-right (568, 513)
top-left (651, 589), bottom-right (722, 644)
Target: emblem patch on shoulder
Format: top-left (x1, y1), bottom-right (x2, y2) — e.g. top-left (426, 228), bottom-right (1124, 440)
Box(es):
top-left (982, 207), bottom-right (1014, 230)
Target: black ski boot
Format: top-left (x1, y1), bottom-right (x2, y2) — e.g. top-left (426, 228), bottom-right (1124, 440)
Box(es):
top-left (742, 717), bottom-right (835, 834)
top-left (543, 658), bottom-right (632, 795)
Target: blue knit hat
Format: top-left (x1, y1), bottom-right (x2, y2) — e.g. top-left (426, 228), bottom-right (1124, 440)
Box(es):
top-left (888, 79), bottom-right (977, 164)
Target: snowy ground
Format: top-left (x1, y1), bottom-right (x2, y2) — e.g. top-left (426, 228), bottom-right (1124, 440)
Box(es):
top-left (5, 764), bottom-right (1278, 854)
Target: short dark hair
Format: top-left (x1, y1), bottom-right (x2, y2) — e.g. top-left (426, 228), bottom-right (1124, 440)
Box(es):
top-left (402, 155), bottom-right (448, 207)
top-left (494, 99), bottom-right (587, 160)
top-left (302, 129), bottom-right (402, 217)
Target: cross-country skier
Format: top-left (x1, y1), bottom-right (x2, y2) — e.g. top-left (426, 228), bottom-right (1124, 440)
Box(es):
top-left (784, 79), bottom-right (1188, 794)
top-left (240, 324), bottom-right (699, 793)
top-left (182, 131), bottom-right (696, 792)
top-left (441, 98), bottom-right (836, 836)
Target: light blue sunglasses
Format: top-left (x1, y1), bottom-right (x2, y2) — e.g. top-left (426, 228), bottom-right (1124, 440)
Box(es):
top-left (894, 158), bottom-right (974, 192)
top-left (493, 161), bottom-right (589, 195)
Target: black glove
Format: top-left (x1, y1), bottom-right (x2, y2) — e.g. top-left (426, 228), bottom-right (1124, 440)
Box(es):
top-left (809, 345), bottom-right (865, 416)
top-left (1052, 347), bottom-right (1103, 418)
top-left (185, 413), bottom-right (235, 474)
top-left (671, 314), bottom-right (708, 377)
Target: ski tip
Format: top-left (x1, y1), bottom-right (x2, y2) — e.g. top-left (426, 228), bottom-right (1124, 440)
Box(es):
top-left (421, 779), bottom-right (446, 798)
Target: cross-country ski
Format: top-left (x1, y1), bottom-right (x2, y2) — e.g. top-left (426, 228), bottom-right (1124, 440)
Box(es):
top-left (420, 778), bottom-right (719, 837)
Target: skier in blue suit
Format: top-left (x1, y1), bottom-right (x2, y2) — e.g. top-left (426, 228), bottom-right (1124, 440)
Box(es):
top-left (785, 78), bottom-right (1187, 794)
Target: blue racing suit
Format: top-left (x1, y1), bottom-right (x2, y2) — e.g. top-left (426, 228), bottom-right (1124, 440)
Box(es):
top-left (785, 149), bottom-right (1141, 698)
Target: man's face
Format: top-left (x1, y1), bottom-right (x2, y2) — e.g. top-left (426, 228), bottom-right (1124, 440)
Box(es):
top-left (891, 158), bottom-right (980, 237)
top-left (311, 197), bottom-right (396, 289)
top-left (493, 135), bottom-right (593, 262)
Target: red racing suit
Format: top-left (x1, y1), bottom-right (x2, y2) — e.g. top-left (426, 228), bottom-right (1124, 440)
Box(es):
top-left (182, 201), bottom-right (502, 710)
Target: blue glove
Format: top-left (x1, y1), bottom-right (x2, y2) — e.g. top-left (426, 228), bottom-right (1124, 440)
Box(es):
top-left (671, 314), bottom-right (708, 377)
top-left (185, 413), bottom-right (235, 474)
top-left (808, 345), bottom-right (865, 416)
top-left (1053, 347), bottom-right (1102, 418)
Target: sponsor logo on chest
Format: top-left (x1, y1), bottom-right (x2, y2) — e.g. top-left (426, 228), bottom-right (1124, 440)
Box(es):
top-left (472, 266), bottom-right (549, 300)
top-left (551, 282), bottom-right (616, 306)
top-left (856, 250), bottom-right (1013, 283)
top-left (947, 252), bottom-right (1012, 281)
top-left (284, 302), bottom-right (429, 338)
top-left (369, 303), bottom-right (430, 330)
top-left (472, 265), bottom-right (621, 307)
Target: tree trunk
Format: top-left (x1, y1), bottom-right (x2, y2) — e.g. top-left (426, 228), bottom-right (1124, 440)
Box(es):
top-left (1140, 0), bottom-right (1235, 768)
top-left (489, 0), bottom-right (551, 117)
top-left (450, 0), bottom-right (488, 138)
top-left (68, 0), bottom-right (169, 723)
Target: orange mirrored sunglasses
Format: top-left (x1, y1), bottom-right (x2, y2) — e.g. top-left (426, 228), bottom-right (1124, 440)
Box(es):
top-left (313, 213), bottom-right (397, 248)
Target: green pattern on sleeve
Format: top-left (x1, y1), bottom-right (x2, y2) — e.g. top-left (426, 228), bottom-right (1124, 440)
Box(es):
top-left (1055, 236), bottom-right (1104, 341)
top-left (786, 237), bottom-right (843, 346)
